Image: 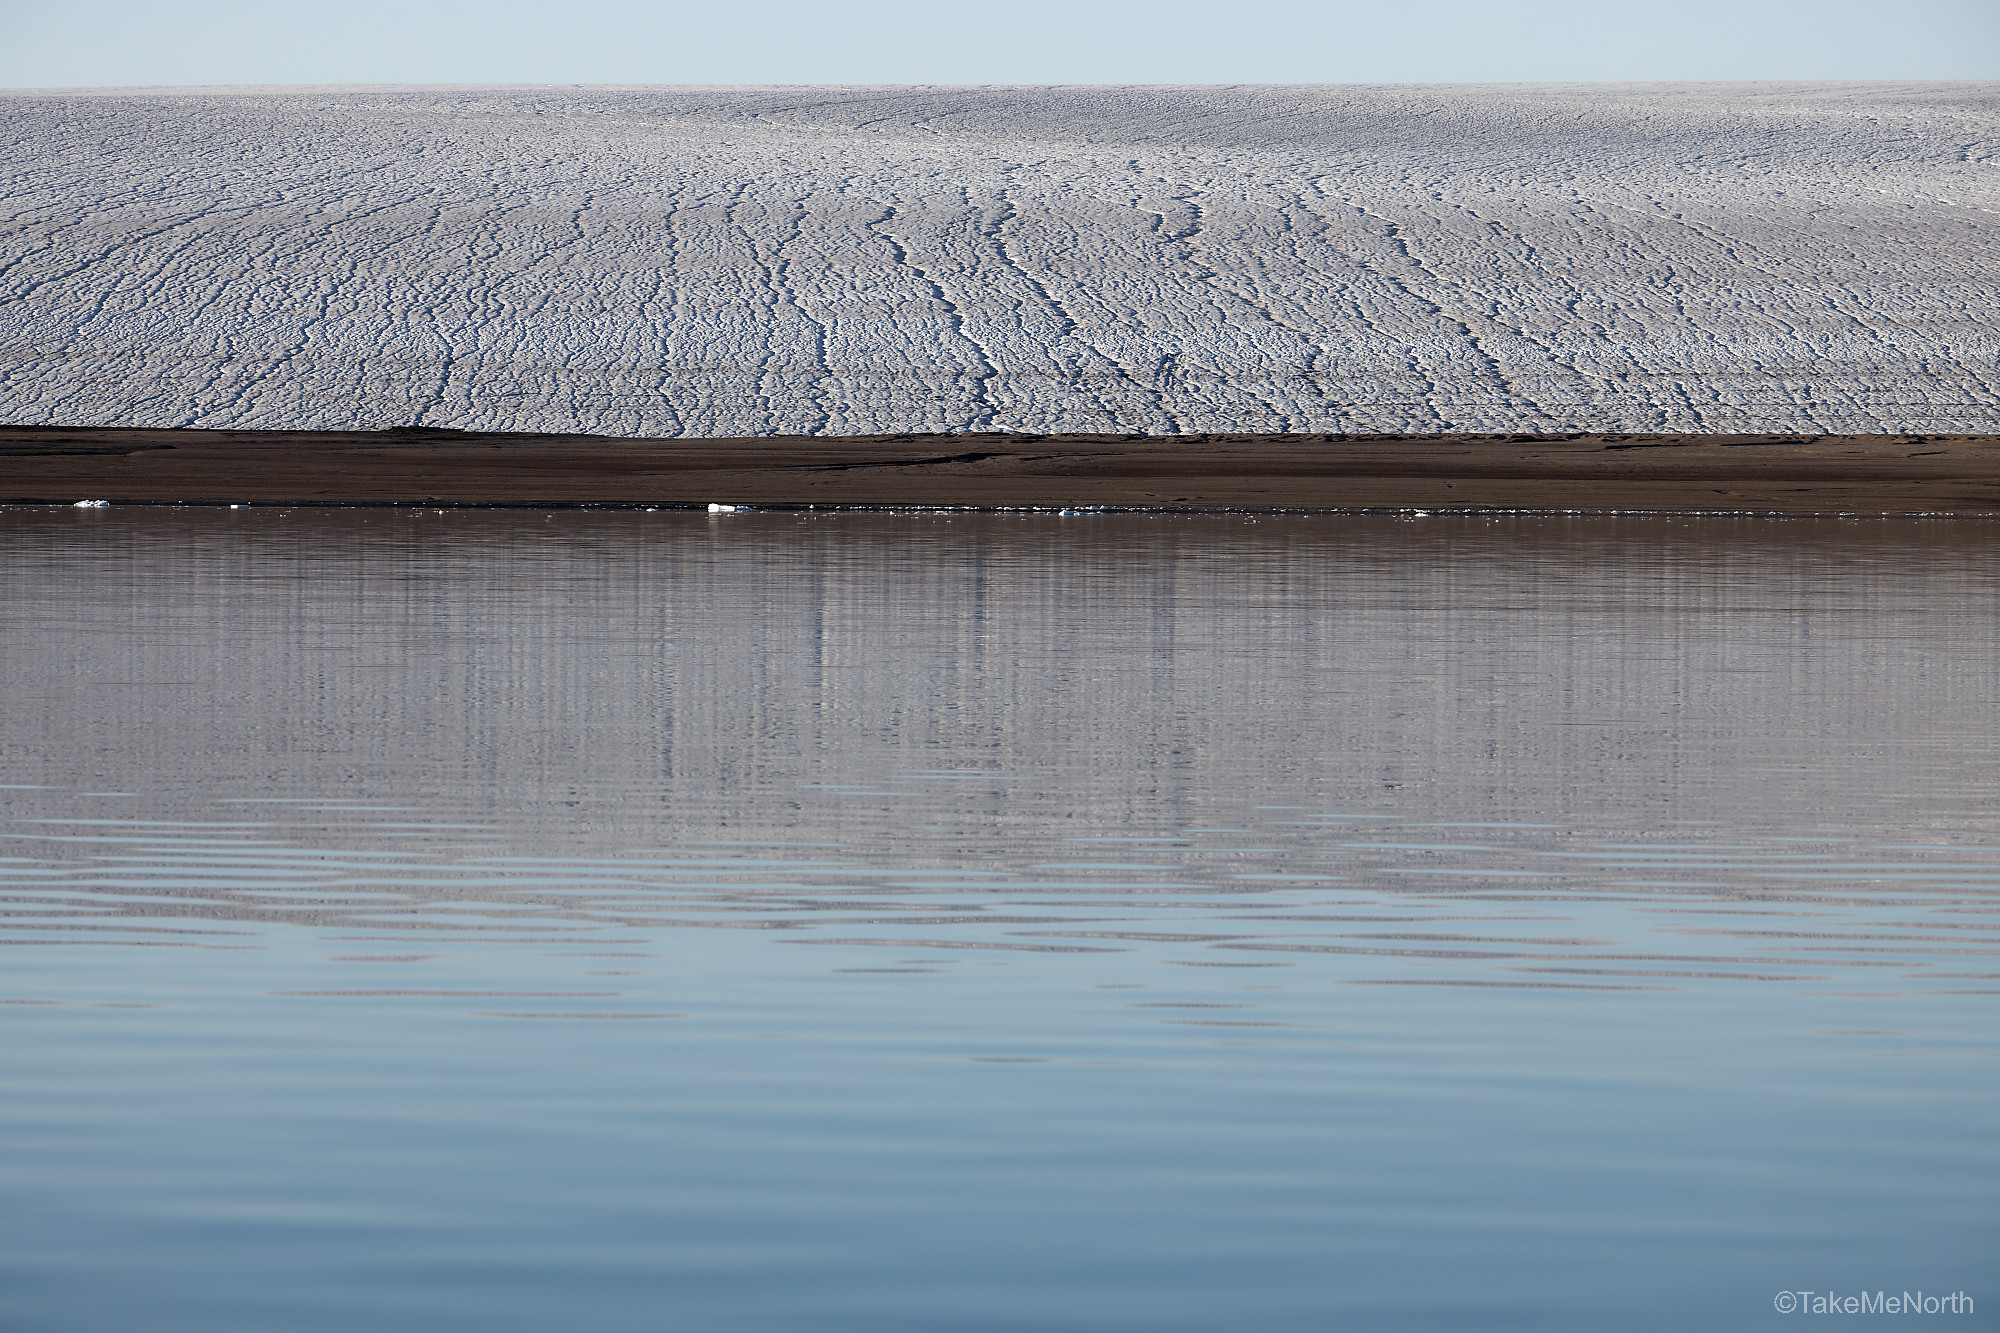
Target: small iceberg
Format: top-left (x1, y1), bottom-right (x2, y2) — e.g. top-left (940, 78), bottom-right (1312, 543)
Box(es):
top-left (708, 503), bottom-right (739, 513)
top-left (72, 499), bottom-right (109, 508)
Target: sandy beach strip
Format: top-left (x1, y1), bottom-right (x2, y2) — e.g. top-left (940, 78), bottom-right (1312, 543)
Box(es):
top-left (5, 426), bottom-right (2000, 512)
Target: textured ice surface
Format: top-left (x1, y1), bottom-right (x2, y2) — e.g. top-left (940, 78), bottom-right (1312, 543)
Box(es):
top-left (2, 83), bottom-right (1997, 437)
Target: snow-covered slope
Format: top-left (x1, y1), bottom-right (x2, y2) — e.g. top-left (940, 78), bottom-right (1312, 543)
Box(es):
top-left (2, 83), bottom-right (1996, 436)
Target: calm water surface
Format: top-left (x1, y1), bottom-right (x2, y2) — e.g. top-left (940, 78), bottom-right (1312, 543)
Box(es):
top-left (2, 509), bottom-right (1996, 1331)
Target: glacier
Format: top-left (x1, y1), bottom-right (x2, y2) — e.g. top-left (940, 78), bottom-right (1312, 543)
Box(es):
top-left (1, 82), bottom-right (1996, 437)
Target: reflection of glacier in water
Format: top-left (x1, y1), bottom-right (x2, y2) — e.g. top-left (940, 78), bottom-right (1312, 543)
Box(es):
top-left (1, 508), bottom-right (1996, 1331)
top-left (3, 83), bottom-right (1997, 437)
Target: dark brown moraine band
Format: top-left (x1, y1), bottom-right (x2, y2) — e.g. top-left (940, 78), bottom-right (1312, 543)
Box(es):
top-left (5, 425), bottom-right (2000, 513)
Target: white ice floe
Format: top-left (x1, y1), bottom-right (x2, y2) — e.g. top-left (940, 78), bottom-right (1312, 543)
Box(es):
top-left (707, 503), bottom-right (738, 513)
top-left (2, 83), bottom-right (1997, 437)
top-left (71, 499), bottom-right (109, 508)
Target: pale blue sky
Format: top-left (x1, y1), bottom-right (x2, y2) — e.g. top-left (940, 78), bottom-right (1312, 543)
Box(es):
top-left (2, 0), bottom-right (1995, 89)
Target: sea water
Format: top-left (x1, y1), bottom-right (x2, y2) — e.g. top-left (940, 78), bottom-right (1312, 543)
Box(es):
top-left (1, 508), bottom-right (1994, 1331)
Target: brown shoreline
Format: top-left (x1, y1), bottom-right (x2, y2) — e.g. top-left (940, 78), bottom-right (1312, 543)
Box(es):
top-left (6, 425), bottom-right (2000, 513)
